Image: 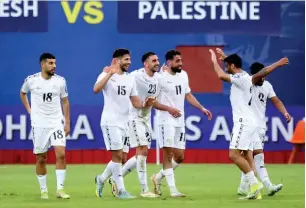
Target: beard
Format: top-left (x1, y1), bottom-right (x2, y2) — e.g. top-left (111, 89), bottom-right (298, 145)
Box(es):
top-left (171, 67), bottom-right (182, 73)
top-left (46, 70), bottom-right (55, 76)
top-left (120, 64), bottom-right (129, 72)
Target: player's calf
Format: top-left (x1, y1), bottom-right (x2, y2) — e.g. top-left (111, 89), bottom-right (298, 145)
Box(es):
top-left (35, 153), bottom-right (48, 197)
top-left (54, 146), bottom-right (69, 199)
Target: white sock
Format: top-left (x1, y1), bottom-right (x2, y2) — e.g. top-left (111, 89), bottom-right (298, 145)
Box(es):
top-left (112, 162), bottom-right (125, 192)
top-left (55, 170), bottom-right (66, 191)
top-left (172, 158), bottom-right (179, 170)
top-left (155, 158), bottom-right (179, 182)
top-left (163, 168), bottom-right (178, 193)
top-left (99, 161), bottom-right (113, 183)
top-left (254, 153), bottom-right (272, 189)
top-left (155, 169), bottom-right (163, 182)
top-left (122, 156), bottom-right (137, 177)
top-left (245, 171), bottom-right (258, 186)
top-left (137, 155), bottom-right (149, 193)
top-left (239, 172), bottom-right (248, 190)
top-left (37, 174), bottom-right (47, 192)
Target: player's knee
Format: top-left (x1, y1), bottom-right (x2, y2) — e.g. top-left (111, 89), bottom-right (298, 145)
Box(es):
top-left (122, 153), bottom-right (128, 164)
top-left (253, 149), bottom-right (263, 156)
top-left (229, 150), bottom-right (241, 162)
top-left (36, 155), bottom-right (47, 165)
top-left (111, 151), bottom-right (123, 162)
top-left (163, 149), bottom-right (174, 162)
top-left (174, 155), bottom-right (184, 164)
top-left (136, 145), bottom-right (148, 156)
top-left (56, 152), bottom-right (66, 162)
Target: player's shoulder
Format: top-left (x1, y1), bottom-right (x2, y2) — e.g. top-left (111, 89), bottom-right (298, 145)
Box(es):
top-left (232, 71), bottom-right (249, 79)
top-left (53, 74), bottom-right (66, 82)
top-left (24, 72), bottom-right (40, 82)
top-left (179, 69), bottom-right (188, 78)
top-left (262, 80), bottom-right (273, 90)
top-left (129, 68), bottom-right (144, 76)
top-left (263, 80), bottom-right (272, 86)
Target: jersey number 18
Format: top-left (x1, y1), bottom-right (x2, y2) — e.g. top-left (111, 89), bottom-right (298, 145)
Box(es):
top-left (43, 93), bottom-right (53, 102)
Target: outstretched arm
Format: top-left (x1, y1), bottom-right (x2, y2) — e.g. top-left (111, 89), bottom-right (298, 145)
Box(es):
top-left (251, 58), bottom-right (289, 84)
top-left (270, 96), bottom-right (291, 123)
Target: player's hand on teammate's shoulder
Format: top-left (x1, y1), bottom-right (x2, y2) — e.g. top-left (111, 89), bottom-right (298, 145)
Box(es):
top-left (284, 112), bottom-right (292, 123)
top-left (64, 123), bottom-right (70, 137)
top-left (276, 57), bottom-right (289, 67)
top-left (168, 107), bottom-right (181, 118)
top-left (143, 96), bottom-right (157, 108)
top-left (201, 107), bottom-right (213, 120)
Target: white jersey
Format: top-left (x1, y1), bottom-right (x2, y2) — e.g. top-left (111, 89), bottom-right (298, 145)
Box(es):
top-left (250, 80), bottom-right (276, 129)
top-left (157, 70), bottom-right (191, 127)
top-left (96, 72), bottom-right (138, 129)
top-left (129, 68), bottom-right (159, 123)
top-left (230, 71), bottom-right (256, 126)
top-left (21, 72), bottom-right (68, 128)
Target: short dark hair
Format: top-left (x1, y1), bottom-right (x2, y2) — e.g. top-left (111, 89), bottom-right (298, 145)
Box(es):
top-left (165, 50), bottom-right (181, 61)
top-left (112, 48), bottom-right (130, 58)
top-left (250, 62), bottom-right (265, 75)
top-left (40, 53), bottom-right (55, 62)
top-left (142, 52), bottom-right (156, 63)
top-left (223, 54), bottom-right (242, 68)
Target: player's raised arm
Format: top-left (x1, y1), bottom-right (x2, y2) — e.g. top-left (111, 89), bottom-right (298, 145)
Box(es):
top-left (20, 78), bottom-right (31, 114)
top-left (209, 49), bottom-right (231, 82)
top-left (93, 59), bottom-right (119, 93)
top-left (251, 58), bottom-right (289, 84)
top-left (185, 92), bottom-right (212, 120)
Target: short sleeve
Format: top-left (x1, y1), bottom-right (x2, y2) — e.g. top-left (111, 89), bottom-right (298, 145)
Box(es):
top-left (95, 72), bottom-right (108, 92)
top-left (21, 77), bottom-right (30, 93)
top-left (130, 78), bottom-right (138, 96)
top-left (267, 82), bottom-right (276, 98)
top-left (60, 78), bottom-right (68, 98)
top-left (184, 71), bottom-right (191, 94)
top-left (95, 72), bottom-right (107, 84)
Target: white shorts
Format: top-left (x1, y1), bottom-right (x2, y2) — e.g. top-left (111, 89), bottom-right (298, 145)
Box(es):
top-left (32, 127), bottom-right (66, 154)
top-left (122, 136), bottom-right (130, 153)
top-left (101, 126), bottom-right (127, 151)
top-left (158, 124), bottom-right (186, 149)
top-left (128, 120), bottom-right (152, 148)
top-left (229, 123), bottom-right (257, 150)
top-left (250, 128), bottom-right (266, 151)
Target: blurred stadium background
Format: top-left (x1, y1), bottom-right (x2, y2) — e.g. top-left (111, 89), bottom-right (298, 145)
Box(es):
top-left (0, 1), bottom-right (304, 164)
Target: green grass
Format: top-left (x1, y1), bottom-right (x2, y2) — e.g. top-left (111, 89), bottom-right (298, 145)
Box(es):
top-left (0, 164), bottom-right (304, 208)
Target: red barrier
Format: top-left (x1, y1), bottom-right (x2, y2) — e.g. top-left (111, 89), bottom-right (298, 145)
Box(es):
top-left (0, 149), bottom-right (304, 164)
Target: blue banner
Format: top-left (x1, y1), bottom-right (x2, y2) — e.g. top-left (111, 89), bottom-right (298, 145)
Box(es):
top-left (117, 1), bottom-right (281, 35)
top-left (0, 105), bottom-right (303, 151)
top-left (0, 0), bottom-right (48, 32)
